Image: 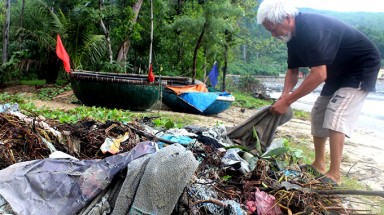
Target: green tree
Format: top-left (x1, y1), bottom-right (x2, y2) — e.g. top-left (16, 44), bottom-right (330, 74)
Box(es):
top-left (150, 0), bottom-right (250, 81)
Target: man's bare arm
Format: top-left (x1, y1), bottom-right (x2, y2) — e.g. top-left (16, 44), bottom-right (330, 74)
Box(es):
top-left (285, 65), bottom-right (327, 105)
top-left (271, 65), bottom-right (327, 114)
top-left (280, 68), bottom-right (300, 99)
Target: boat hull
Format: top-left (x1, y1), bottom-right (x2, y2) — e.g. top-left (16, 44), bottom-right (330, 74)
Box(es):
top-left (70, 70), bottom-right (190, 111)
top-left (161, 88), bottom-right (235, 115)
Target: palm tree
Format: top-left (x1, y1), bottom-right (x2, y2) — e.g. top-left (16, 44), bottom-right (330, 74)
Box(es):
top-left (15, 0), bottom-right (106, 82)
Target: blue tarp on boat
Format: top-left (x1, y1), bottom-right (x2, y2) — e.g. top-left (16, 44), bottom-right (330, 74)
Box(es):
top-left (178, 92), bottom-right (218, 112)
top-left (178, 91), bottom-right (233, 113)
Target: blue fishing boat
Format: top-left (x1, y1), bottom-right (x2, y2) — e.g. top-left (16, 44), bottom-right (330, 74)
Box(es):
top-left (161, 82), bottom-right (235, 115)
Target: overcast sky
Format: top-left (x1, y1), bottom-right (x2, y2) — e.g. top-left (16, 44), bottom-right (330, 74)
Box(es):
top-left (290, 0), bottom-right (384, 13)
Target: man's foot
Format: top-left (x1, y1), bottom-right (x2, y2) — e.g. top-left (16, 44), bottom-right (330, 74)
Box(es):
top-left (310, 162), bottom-right (326, 175)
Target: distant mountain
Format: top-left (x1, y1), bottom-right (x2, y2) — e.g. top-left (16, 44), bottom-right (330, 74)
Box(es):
top-left (299, 8), bottom-right (384, 31)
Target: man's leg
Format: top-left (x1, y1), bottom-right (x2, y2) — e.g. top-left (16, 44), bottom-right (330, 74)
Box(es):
top-left (310, 96), bottom-right (331, 174)
top-left (326, 130), bottom-right (345, 184)
top-left (322, 87), bottom-right (368, 184)
top-left (311, 136), bottom-right (327, 174)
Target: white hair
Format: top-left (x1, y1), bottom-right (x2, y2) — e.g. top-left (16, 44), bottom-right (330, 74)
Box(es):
top-left (257, 0), bottom-right (299, 24)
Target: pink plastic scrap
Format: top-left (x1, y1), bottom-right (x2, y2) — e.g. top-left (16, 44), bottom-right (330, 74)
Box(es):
top-left (246, 188), bottom-right (282, 215)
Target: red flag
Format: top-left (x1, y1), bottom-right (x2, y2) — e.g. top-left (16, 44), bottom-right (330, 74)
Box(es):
top-left (56, 34), bottom-right (71, 73)
top-left (148, 64), bottom-right (155, 82)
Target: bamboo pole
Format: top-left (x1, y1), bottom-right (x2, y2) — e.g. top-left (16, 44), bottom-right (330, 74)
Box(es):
top-left (148, 0), bottom-right (153, 70)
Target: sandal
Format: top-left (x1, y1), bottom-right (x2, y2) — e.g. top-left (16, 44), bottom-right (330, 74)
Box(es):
top-left (317, 175), bottom-right (340, 187)
top-left (299, 164), bottom-right (324, 178)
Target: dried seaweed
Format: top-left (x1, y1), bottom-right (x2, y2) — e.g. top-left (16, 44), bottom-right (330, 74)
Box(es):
top-left (0, 112), bottom-right (378, 214)
top-left (0, 114), bottom-right (49, 168)
top-left (0, 113), bottom-right (148, 168)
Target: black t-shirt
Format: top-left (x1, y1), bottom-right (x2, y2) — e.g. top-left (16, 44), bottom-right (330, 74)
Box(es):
top-left (287, 12), bottom-right (381, 95)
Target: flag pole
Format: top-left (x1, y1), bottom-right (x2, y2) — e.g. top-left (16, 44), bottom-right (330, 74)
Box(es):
top-left (148, 0), bottom-right (153, 72)
top-left (147, 0), bottom-right (155, 82)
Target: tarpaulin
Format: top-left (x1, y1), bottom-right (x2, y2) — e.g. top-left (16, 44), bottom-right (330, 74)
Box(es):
top-left (166, 84), bottom-right (223, 112)
top-left (227, 105), bottom-right (293, 153)
top-left (0, 141), bottom-right (158, 215)
top-left (166, 84), bottom-right (208, 95)
top-left (178, 92), bottom-right (218, 112)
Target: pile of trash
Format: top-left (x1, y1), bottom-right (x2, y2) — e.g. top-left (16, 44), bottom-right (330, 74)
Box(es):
top-left (0, 103), bottom-right (366, 214)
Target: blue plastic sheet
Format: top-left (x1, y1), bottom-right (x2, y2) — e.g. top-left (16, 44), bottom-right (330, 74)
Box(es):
top-left (178, 92), bottom-right (218, 112)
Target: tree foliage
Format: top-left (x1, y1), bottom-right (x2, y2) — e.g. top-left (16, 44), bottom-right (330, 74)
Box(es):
top-left (0, 1), bottom-right (383, 84)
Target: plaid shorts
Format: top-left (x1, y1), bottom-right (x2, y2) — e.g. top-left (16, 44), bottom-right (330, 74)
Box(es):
top-left (311, 87), bottom-right (368, 138)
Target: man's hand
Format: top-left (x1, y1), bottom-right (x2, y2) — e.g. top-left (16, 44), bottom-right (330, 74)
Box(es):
top-left (270, 98), bottom-right (290, 115)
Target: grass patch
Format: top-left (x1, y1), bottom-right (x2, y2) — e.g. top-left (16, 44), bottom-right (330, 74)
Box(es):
top-left (20, 102), bottom-right (134, 124)
top-left (150, 112), bottom-right (201, 129)
top-left (1, 92), bottom-right (197, 127)
top-left (293, 108), bottom-right (311, 121)
top-left (37, 84), bottom-right (72, 101)
top-left (283, 136), bottom-right (314, 165)
top-left (231, 91), bottom-right (272, 109)
top-left (19, 79), bottom-right (46, 86)
top-left (0, 92), bottom-right (26, 104)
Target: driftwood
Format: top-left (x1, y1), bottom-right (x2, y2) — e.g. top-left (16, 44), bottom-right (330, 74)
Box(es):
top-left (193, 199), bottom-right (227, 207)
